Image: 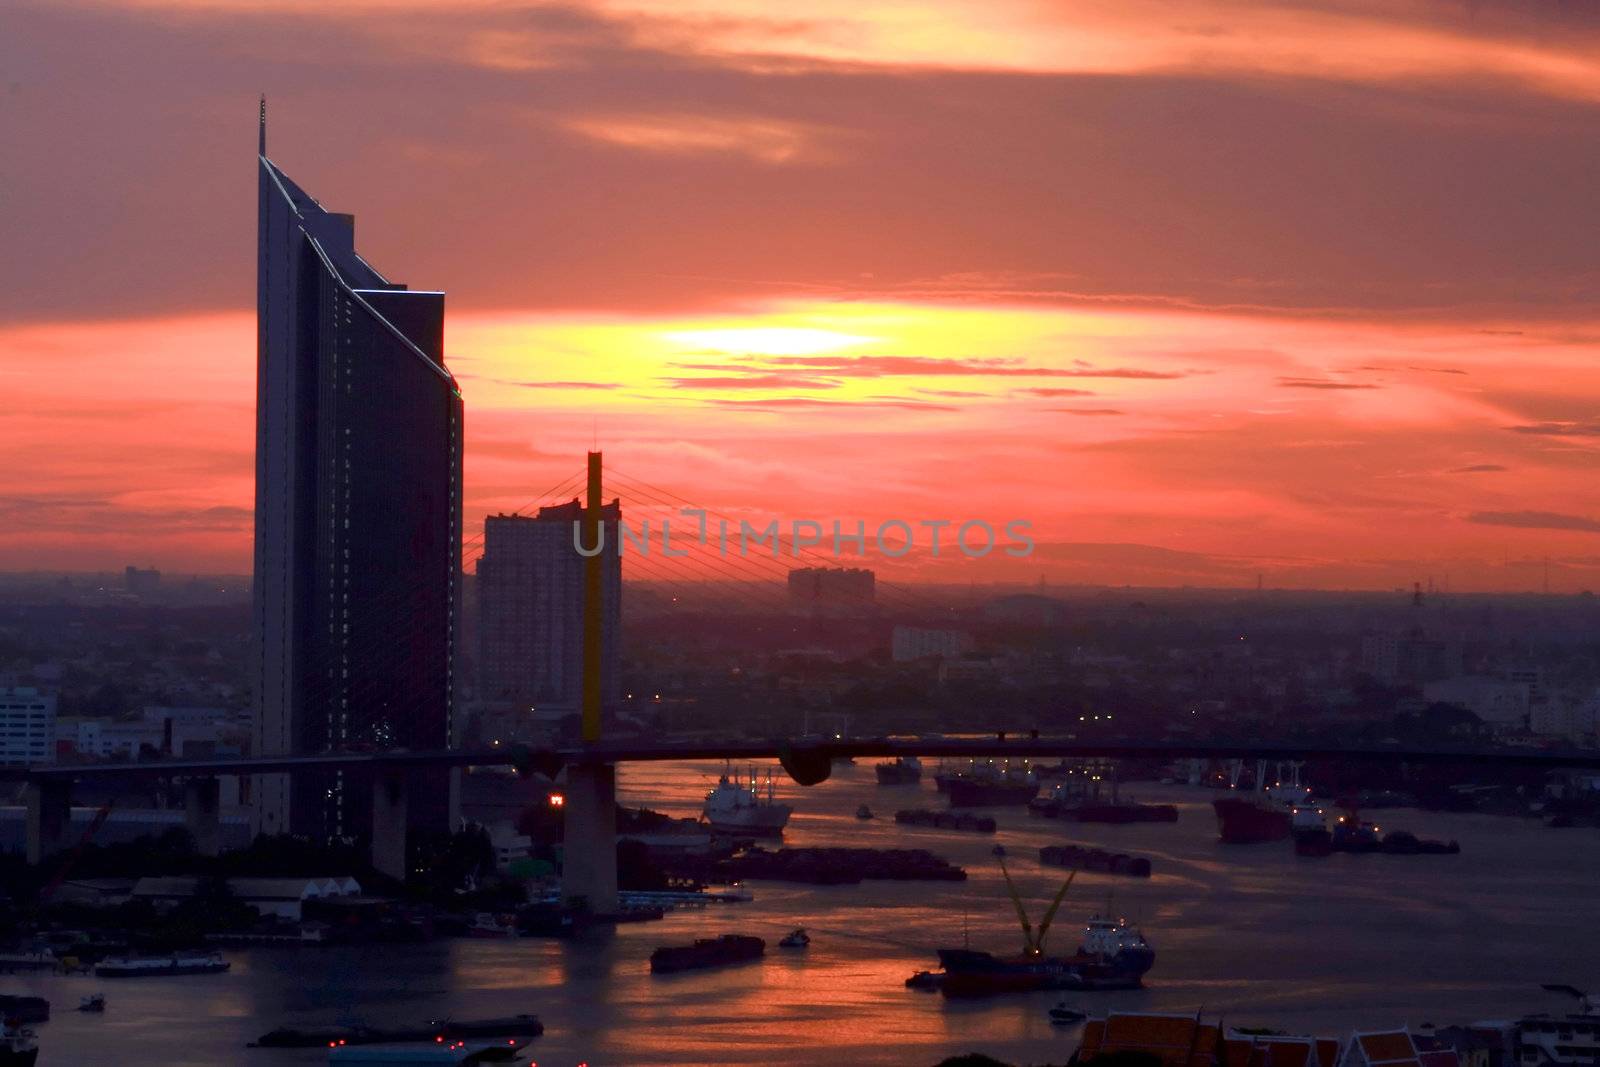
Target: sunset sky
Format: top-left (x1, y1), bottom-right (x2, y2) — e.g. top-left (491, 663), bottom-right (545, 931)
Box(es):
top-left (3, 0), bottom-right (1599, 589)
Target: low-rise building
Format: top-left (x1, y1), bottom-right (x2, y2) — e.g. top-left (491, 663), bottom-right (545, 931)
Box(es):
top-left (130, 876), bottom-right (362, 922)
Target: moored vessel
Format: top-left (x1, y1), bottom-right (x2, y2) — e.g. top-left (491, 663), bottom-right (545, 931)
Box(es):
top-left (1213, 795), bottom-right (1291, 843)
top-left (945, 760), bottom-right (1039, 807)
top-left (254, 1014), bottom-right (544, 1048)
top-left (875, 756), bottom-right (923, 785)
top-left (702, 765), bottom-right (792, 836)
top-left (650, 934), bottom-right (765, 974)
top-left (95, 951), bottom-right (229, 977)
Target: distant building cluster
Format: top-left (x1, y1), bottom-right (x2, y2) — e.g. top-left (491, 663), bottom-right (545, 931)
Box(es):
top-left (891, 626), bottom-right (973, 663)
top-left (787, 567), bottom-right (875, 614)
top-left (123, 565), bottom-right (161, 597)
top-left (55, 705), bottom-right (250, 762)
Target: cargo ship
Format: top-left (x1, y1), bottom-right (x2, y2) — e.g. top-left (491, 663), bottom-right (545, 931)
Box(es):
top-left (945, 761), bottom-right (1039, 807)
top-left (702, 765), bottom-right (792, 836)
top-left (1291, 802), bottom-right (1332, 856)
top-left (1212, 794), bottom-right (1291, 843)
top-left (931, 856), bottom-right (1154, 997)
top-left (875, 756), bottom-right (923, 785)
top-left (1216, 764), bottom-right (1318, 844)
top-left (94, 951), bottom-right (230, 977)
top-left (1029, 766), bottom-right (1173, 822)
top-left (939, 916), bottom-right (1155, 997)
top-left (650, 934), bottom-right (765, 974)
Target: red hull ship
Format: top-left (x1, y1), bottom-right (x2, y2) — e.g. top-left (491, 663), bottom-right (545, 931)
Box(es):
top-left (1213, 796), bottom-right (1291, 844)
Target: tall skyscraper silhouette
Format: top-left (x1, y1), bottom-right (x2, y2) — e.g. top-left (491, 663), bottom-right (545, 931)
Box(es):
top-left (253, 104), bottom-right (463, 840)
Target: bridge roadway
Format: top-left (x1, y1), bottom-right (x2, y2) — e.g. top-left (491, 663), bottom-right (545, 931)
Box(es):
top-left (12, 734), bottom-right (1600, 784)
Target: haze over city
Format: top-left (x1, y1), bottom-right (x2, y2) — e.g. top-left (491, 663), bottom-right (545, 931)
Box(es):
top-left (5, 0), bottom-right (1600, 589)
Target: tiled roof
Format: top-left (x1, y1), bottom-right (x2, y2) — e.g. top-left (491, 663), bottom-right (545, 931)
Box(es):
top-left (1352, 1031), bottom-right (1423, 1067)
top-left (1084, 1014), bottom-right (1220, 1067)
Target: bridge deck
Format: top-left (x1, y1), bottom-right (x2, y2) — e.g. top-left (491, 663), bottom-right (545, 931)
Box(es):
top-left (10, 736), bottom-right (1600, 782)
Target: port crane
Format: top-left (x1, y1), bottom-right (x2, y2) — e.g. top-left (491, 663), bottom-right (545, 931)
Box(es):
top-left (995, 851), bottom-right (1077, 958)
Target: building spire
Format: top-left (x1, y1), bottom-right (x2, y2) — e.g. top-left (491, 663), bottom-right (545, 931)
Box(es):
top-left (258, 94), bottom-right (267, 156)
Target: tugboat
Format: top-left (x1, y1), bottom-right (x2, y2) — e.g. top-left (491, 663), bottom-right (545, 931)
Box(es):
top-left (934, 860), bottom-right (1155, 997)
top-left (1331, 812), bottom-right (1382, 852)
top-left (779, 928), bottom-right (810, 948)
top-left (876, 756), bottom-right (923, 785)
top-left (702, 764), bottom-right (793, 837)
top-left (1292, 802), bottom-right (1333, 856)
top-left (650, 934), bottom-right (765, 974)
top-left (905, 970), bottom-right (944, 991)
top-left (0, 1019), bottom-right (37, 1067)
top-left (77, 993), bottom-right (105, 1013)
top-left (1049, 1002), bottom-right (1086, 1025)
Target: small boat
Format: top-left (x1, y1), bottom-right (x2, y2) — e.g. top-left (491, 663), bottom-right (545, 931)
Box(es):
top-left (905, 970), bottom-right (944, 991)
top-left (1049, 1002), bottom-right (1085, 1025)
top-left (77, 993), bottom-right (105, 1013)
top-left (855, 805), bottom-right (874, 820)
top-left (0, 1018), bottom-right (37, 1067)
top-left (779, 928), bottom-right (810, 948)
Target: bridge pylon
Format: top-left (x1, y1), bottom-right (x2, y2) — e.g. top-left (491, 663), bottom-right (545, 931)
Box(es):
top-left (562, 450), bottom-right (619, 914)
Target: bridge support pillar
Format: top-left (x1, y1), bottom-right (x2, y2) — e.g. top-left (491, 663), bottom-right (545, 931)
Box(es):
top-left (562, 762), bottom-right (618, 915)
top-left (25, 780), bottom-right (72, 866)
top-left (183, 777), bottom-right (222, 857)
top-left (371, 771), bottom-right (408, 883)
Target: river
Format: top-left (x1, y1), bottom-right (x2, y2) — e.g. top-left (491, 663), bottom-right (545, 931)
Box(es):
top-left (5, 760), bottom-right (1596, 1066)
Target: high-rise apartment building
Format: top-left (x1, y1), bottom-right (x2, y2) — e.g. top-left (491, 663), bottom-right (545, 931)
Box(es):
top-left (253, 113), bottom-right (463, 840)
top-left (0, 687), bottom-right (55, 766)
top-left (476, 502), bottom-right (622, 722)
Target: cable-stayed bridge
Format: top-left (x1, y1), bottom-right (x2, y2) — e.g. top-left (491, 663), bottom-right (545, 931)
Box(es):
top-left (26, 457), bottom-right (1582, 904)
